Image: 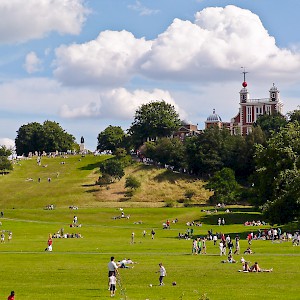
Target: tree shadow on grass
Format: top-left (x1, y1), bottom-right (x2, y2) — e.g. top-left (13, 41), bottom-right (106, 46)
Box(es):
top-left (130, 163), bottom-right (156, 173)
top-left (78, 162), bottom-right (102, 170)
top-left (85, 188), bottom-right (101, 193)
top-left (154, 169), bottom-right (188, 183)
top-left (199, 211), bottom-right (262, 226)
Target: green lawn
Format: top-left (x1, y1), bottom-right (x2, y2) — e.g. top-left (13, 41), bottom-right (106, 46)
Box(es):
top-left (0, 207), bottom-right (299, 300)
top-left (0, 155), bottom-right (299, 299)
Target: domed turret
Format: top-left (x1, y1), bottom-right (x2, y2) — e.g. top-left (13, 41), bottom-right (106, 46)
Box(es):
top-left (206, 109), bottom-right (222, 122)
top-left (205, 109), bottom-right (223, 129)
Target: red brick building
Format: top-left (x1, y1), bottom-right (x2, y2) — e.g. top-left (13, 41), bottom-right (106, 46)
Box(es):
top-left (205, 79), bottom-right (283, 135)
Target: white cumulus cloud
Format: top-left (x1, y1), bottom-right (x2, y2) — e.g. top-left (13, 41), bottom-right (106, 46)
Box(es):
top-left (0, 0), bottom-right (89, 44)
top-left (59, 87), bottom-right (185, 120)
top-left (54, 30), bottom-right (152, 86)
top-left (141, 5), bottom-right (300, 80)
top-left (53, 5), bottom-right (300, 87)
top-left (24, 52), bottom-right (43, 74)
top-left (0, 138), bottom-right (15, 149)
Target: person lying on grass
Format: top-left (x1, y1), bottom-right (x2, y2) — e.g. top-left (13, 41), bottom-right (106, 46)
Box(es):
top-left (250, 262), bottom-right (273, 272)
top-left (221, 254), bottom-right (236, 263)
top-left (239, 261), bottom-right (273, 272)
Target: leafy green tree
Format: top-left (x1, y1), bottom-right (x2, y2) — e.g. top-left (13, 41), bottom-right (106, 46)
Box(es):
top-left (96, 173), bottom-right (113, 186)
top-left (253, 112), bottom-right (287, 138)
top-left (184, 189), bottom-right (196, 200)
top-left (0, 146), bottom-right (12, 157)
top-left (141, 137), bottom-right (186, 170)
top-left (234, 126), bottom-right (266, 179)
top-left (205, 168), bottom-right (240, 204)
top-left (254, 121), bottom-right (300, 224)
top-left (262, 169), bottom-right (300, 225)
top-left (185, 128), bottom-right (230, 177)
top-left (97, 125), bottom-right (126, 153)
top-left (15, 121), bottom-right (76, 156)
top-left (287, 109), bottom-right (300, 123)
top-left (125, 175), bottom-right (141, 190)
top-left (155, 137), bottom-right (186, 169)
top-left (114, 148), bottom-right (127, 159)
top-left (99, 159), bottom-right (125, 182)
top-left (0, 146), bottom-right (12, 173)
top-left (140, 141), bottom-right (157, 160)
top-left (128, 100), bottom-right (181, 147)
top-left (42, 120), bottom-right (76, 153)
top-left (15, 122), bottom-right (44, 155)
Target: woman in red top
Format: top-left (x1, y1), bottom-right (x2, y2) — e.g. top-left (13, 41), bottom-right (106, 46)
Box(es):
top-left (8, 291), bottom-right (15, 300)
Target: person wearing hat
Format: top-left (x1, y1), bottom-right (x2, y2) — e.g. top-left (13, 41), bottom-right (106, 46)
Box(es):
top-left (8, 291), bottom-right (15, 300)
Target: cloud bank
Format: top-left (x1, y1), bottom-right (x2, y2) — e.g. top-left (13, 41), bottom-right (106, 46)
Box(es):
top-left (0, 0), bottom-right (89, 44)
top-left (1, 4), bottom-right (300, 149)
top-left (53, 5), bottom-right (300, 87)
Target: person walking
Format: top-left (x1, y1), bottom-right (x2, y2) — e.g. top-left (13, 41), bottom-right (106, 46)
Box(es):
top-left (157, 263), bottom-right (167, 286)
top-left (7, 291), bottom-right (15, 300)
top-left (1, 232), bottom-right (5, 243)
top-left (45, 235), bottom-right (53, 251)
top-left (234, 235), bottom-right (240, 255)
top-left (151, 229), bottom-right (156, 239)
top-left (219, 240), bottom-right (224, 256)
top-left (202, 237), bottom-right (207, 254)
top-left (213, 234), bottom-right (218, 246)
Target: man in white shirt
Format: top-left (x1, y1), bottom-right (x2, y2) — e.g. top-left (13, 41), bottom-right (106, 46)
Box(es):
top-left (157, 263), bottom-right (167, 286)
top-left (108, 256), bottom-right (118, 289)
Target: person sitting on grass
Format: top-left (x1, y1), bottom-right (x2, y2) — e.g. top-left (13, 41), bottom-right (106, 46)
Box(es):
top-left (244, 247), bottom-right (253, 254)
top-left (221, 254), bottom-right (236, 263)
top-left (250, 262), bottom-right (273, 272)
top-left (238, 261), bottom-right (250, 272)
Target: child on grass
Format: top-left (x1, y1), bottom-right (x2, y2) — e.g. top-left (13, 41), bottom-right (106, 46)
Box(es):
top-left (109, 274), bottom-right (117, 297)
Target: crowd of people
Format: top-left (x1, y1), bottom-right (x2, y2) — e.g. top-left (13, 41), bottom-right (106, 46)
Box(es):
top-left (4, 204), bottom-right (297, 299)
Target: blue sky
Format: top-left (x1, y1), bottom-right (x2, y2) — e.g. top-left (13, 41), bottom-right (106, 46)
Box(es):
top-left (0, 0), bottom-right (300, 151)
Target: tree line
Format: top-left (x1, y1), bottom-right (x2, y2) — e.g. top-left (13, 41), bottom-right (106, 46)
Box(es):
top-left (96, 101), bottom-right (300, 225)
top-left (1, 100), bottom-right (300, 225)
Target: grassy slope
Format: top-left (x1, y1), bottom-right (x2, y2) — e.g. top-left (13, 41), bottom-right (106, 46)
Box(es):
top-left (0, 154), bottom-right (110, 208)
top-left (0, 155), bottom-right (211, 208)
top-left (95, 163), bottom-right (211, 207)
top-left (0, 155), bottom-right (299, 299)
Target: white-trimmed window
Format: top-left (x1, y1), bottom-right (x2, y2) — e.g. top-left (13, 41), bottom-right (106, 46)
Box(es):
top-left (255, 106), bottom-right (263, 121)
top-left (265, 105), bottom-right (271, 115)
top-left (246, 106), bottom-right (252, 123)
top-left (271, 92), bottom-right (276, 100)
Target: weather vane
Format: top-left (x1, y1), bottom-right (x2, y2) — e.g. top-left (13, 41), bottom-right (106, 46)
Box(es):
top-left (241, 66), bottom-right (248, 87)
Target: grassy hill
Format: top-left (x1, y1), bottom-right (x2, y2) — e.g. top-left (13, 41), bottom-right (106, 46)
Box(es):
top-left (0, 155), bottom-right (211, 209)
top-left (0, 155), bottom-right (299, 300)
